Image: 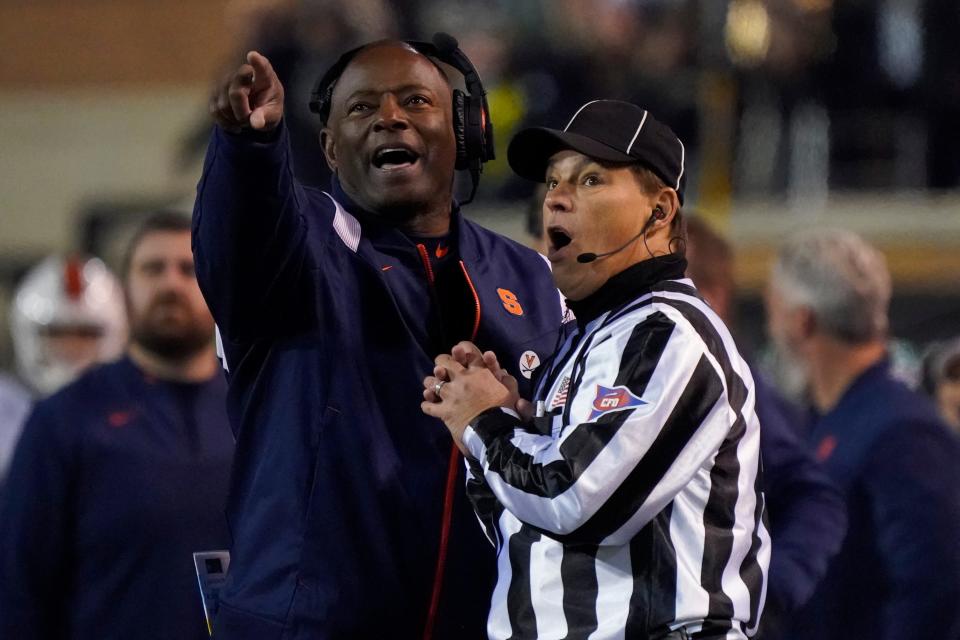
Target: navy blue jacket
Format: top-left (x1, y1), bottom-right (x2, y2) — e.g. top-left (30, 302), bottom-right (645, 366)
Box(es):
top-left (192, 124), bottom-right (562, 639)
top-left (791, 360), bottom-right (960, 640)
top-left (0, 357), bottom-right (234, 639)
top-left (752, 372), bottom-right (846, 637)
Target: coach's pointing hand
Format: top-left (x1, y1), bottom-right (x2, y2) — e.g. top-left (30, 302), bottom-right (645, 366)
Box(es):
top-left (210, 51), bottom-right (284, 133)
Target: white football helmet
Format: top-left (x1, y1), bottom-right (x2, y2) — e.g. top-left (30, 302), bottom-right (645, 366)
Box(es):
top-left (10, 256), bottom-right (127, 396)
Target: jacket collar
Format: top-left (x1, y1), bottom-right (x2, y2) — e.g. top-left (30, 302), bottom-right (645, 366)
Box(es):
top-left (566, 255), bottom-right (688, 330)
top-left (331, 178), bottom-right (471, 258)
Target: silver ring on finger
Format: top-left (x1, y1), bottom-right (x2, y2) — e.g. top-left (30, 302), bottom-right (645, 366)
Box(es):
top-left (434, 380), bottom-right (447, 397)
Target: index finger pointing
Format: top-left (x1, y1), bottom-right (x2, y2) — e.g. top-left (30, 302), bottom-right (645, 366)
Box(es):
top-left (246, 51), bottom-right (274, 84)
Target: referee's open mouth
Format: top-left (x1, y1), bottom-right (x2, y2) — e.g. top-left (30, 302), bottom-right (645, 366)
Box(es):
top-left (546, 226), bottom-right (573, 261)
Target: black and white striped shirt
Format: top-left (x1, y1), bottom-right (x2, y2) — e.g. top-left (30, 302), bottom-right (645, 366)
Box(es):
top-left (462, 260), bottom-right (769, 639)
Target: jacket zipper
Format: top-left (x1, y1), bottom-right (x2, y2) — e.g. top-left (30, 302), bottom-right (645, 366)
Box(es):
top-left (458, 261), bottom-right (482, 342)
top-left (415, 243), bottom-right (436, 285)
top-left (421, 257), bottom-right (483, 640)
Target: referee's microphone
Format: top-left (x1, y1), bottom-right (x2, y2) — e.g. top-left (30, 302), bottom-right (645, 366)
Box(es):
top-left (576, 230), bottom-right (647, 263)
top-left (576, 207), bottom-right (665, 264)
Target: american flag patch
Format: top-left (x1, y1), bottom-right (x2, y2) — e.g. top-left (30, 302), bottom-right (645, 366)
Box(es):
top-left (549, 376), bottom-right (571, 410)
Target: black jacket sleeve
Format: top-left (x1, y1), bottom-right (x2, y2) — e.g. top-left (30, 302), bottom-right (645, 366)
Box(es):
top-left (192, 123), bottom-right (325, 348)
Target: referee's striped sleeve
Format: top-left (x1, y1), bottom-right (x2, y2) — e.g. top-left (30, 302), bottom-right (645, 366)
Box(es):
top-left (463, 311), bottom-right (734, 545)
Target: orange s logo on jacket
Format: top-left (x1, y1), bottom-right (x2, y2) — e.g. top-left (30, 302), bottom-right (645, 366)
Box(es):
top-left (497, 288), bottom-right (523, 316)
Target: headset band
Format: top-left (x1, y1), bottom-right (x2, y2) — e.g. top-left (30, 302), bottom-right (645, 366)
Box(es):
top-left (309, 33), bottom-right (486, 125)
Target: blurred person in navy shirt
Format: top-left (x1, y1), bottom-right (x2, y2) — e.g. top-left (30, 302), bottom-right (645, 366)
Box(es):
top-left (0, 374), bottom-right (32, 486)
top-left (1, 255), bottom-right (127, 486)
top-left (766, 229), bottom-right (960, 640)
top-left (684, 217), bottom-right (846, 639)
top-left (0, 212), bottom-right (234, 640)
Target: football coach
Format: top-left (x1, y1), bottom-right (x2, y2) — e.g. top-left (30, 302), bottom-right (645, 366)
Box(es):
top-left (194, 35), bottom-right (562, 638)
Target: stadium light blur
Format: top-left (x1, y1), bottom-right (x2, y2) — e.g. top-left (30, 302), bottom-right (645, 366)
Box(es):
top-left (725, 0), bottom-right (771, 68)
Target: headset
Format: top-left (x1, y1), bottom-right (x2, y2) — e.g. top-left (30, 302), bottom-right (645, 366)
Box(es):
top-left (309, 32), bottom-right (494, 204)
top-left (577, 206), bottom-right (667, 264)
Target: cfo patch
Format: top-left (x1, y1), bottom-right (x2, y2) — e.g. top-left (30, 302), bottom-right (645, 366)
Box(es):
top-left (588, 385), bottom-right (646, 421)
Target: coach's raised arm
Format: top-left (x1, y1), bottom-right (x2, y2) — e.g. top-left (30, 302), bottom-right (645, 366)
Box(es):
top-left (193, 51), bottom-right (308, 346)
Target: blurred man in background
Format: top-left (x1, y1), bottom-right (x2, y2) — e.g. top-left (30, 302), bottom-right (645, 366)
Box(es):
top-left (921, 337), bottom-right (960, 435)
top-left (0, 256), bottom-right (126, 485)
top-left (766, 229), bottom-right (960, 640)
top-left (0, 212), bottom-right (234, 640)
top-left (684, 217), bottom-right (846, 639)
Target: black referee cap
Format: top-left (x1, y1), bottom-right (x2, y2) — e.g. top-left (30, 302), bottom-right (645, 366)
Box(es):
top-left (508, 100), bottom-right (687, 204)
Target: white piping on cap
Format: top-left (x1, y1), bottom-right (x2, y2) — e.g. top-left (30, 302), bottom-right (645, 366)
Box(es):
top-left (564, 100), bottom-right (601, 132)
top-left (625, 110), bottom-right (649, 155)
top-left (675, 138), bottom-right (686, 190)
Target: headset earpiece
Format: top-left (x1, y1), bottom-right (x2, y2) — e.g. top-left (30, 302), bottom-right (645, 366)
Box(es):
top-left (458, 90), bottom-right (494, 172)
top-left (452, 90), bottom-right (469, 171)
top-left (653, 206), bottom-right (667, 221)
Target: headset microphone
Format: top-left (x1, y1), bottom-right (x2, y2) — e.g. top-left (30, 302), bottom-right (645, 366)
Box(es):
top-left (576, 207), bottom-right (665, 264)
top-left (576, 230), bottom-right (645, 263)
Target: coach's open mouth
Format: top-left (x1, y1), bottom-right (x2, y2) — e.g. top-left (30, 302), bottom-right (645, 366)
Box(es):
top-left (372, 145), bottom-right (420, 170)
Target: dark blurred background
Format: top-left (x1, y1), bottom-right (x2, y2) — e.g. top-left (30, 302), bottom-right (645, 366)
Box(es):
top-left (1, 0), bottom-right (958, 374)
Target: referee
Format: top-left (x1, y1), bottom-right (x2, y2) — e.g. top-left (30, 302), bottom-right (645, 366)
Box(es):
top-left (422, 100), bottom-right (769, 639)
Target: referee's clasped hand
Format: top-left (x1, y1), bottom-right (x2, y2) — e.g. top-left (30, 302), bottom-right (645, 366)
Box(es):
top-left (421, 342), bottom-right (516, 453)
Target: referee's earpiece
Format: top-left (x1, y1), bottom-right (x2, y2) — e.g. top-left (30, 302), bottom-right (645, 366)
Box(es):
top-left (642, 206), bottom-right (666, 234)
